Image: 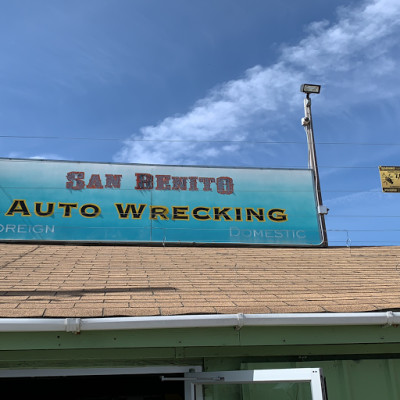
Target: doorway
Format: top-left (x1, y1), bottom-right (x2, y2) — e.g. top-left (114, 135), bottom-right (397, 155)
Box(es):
top-left (0, 366), bottom-right (201, 400)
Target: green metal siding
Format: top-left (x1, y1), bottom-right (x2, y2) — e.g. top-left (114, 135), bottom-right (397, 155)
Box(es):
top-left (0, 324), bottom-right (400, 399)
top-left (1, 325), bottom-right (399, 351)
top-left (242, 360), bottom-right (400, 400)
top-left (202, 360), bottom-right (400, 400)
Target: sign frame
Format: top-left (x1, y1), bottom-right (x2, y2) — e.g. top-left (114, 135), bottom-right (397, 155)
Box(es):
top-left (0, 158), bottom-right (325, 247)
top-left (379, 166), bottom-right (400, 192)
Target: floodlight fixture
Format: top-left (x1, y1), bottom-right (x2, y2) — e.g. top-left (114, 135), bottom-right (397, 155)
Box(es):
top-left (300, 84), bottom-right (321, 95)
top-left (299, 82), bottom-right (327, 246)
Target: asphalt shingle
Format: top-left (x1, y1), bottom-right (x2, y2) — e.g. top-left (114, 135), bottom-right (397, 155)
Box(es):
top-left (0, 244), bottom-right (399, 318)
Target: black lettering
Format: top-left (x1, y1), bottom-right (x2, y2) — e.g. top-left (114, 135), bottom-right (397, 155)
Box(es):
top-left (150, 206), bottom-right (169, 220)
top-left (213, 207), bottom-right (232, 221)
top-left (5, 199), bottom-right (31, 216)
top-left (115, 203), bottom-right (147, 219)
top-left (192, 207), bottom-right (211, 220)
top-left (58, 203), bottom-right (78, 217)
top-left (34, 202), bottom-right (55, 217)
top-left (172, 206), bottom-right (189, 220)
top-left (246, 208), bottom-right (265, 222)
top-left (80, 204), bottom-right (101, 218)
top-left (268, 208), bottom-right (288, 222)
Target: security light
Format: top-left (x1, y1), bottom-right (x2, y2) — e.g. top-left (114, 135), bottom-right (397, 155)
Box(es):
top-left (300, 82), bottom-right (328, 246)
top-left (300, 84), bottom-right (321, 94)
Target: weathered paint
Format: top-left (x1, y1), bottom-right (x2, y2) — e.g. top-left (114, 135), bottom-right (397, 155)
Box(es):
top-left (0, 325), bottom-right (398, 351)
top-left (0, 159), bottom-right (323, 245)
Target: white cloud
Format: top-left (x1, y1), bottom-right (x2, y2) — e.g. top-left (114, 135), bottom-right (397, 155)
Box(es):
top-left (282, 0), bottom-right (400, 76)
top-left (114, 0), bottom-right (400, 166)
top-left (7, 152), bottom-right (65, 160)
top-left (29, 154), bottom-right (65, 160)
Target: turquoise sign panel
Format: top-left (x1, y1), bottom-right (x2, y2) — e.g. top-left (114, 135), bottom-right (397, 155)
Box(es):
top-left (0, 159), bottom-right (323, 246)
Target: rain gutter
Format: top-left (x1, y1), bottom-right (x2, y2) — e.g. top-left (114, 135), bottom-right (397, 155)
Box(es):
top-left (0, 312), bottom-right (399, 333)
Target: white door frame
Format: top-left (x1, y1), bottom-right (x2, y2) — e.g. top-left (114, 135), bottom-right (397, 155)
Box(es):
top-left (0, 365), bottom-right (202, 378)
top-left (183, 368), bottom-right (327, 400)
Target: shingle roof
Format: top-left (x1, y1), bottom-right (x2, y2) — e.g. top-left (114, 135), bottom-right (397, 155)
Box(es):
top-left (0, 244), bottom-right (399, 318)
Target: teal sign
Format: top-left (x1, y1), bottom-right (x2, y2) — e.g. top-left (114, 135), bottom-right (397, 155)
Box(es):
top-left (0, 159), bottom-right (323, 246)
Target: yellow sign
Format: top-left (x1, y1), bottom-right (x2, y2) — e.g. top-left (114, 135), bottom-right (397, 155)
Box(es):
top-left (379, 166), bottom-right (400, 192)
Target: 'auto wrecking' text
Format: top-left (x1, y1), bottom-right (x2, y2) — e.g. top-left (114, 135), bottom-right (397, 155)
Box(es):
top-left (5, 200), bottom-right (288, 223)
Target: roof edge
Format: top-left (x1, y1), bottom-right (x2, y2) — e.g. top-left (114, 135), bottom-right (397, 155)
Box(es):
top-left (0, 312), bottom-right (399, 333)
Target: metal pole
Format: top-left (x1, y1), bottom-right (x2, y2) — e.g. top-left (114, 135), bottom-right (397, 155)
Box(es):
top-left (303, 95), bottom-right (328, 247)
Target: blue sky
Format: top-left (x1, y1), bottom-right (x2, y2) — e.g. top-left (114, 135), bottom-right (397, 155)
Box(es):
top-left (1, 0), bottom-right (399, 246)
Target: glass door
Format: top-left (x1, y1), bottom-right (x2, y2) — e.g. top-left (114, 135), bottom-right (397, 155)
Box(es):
top-left (183, 368), bottom-right (327, 400)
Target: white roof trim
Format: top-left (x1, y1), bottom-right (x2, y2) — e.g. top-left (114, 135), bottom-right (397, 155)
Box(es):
top-left (0, 312), bottom-right (398, 333)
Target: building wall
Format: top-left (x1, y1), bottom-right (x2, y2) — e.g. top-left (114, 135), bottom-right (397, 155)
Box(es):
top-left (0, 324), bottom-right (400, 399)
